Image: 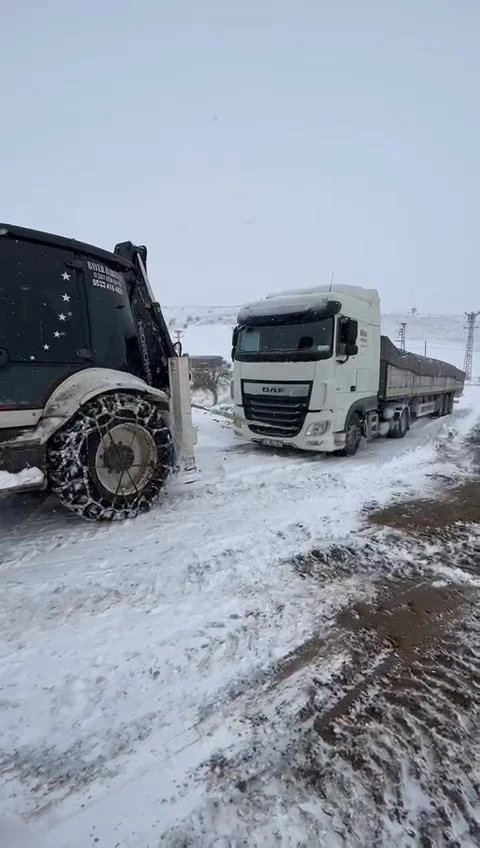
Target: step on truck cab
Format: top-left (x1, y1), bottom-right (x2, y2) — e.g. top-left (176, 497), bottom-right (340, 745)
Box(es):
top-left (231, 285), bottom-right (465, 455)
top-left (0, 224), bottom-right (196, 519)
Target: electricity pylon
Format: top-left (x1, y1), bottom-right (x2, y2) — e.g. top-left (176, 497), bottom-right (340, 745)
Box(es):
top-left (463, 312), bottom-right (480, 381)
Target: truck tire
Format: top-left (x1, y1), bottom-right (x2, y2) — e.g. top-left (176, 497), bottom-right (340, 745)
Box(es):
top-left (388, 409), bottom-right (409, 439)
top-left (433, 394), bottom-right (449, 418)
top-left (445, 393), bottom-right (454, 415)
top-left (338, 414), bottom-right (362, 457)
top-left (47, 391), bottom-right (174, 520)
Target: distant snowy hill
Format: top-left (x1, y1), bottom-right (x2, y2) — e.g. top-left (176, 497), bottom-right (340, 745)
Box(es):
top-left (163, 305), bottom-right (479, 378)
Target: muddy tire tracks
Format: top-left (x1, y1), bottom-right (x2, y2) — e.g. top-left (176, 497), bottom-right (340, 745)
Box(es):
top-left (164, 466), bottom-right (480, 847)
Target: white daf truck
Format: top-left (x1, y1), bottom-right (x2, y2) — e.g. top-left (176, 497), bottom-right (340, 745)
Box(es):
top-left (231, 285), bottom-right (465, 456)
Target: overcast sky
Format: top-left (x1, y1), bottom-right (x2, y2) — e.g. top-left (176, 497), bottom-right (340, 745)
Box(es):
top-left (1, 1), bottom-right (478, 312)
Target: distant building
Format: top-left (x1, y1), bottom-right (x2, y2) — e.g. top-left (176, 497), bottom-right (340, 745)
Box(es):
top-left (189, 356), bottom-right (225, 370)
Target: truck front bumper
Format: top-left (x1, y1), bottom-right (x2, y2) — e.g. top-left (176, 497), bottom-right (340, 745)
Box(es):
top-left (233, 408), bottom-right (345, 453)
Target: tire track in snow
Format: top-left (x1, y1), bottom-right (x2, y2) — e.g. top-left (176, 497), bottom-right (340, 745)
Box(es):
top-left (0, 409), bottom-right (478, 843)
top-left (163, 559), bottom-right (479, 847)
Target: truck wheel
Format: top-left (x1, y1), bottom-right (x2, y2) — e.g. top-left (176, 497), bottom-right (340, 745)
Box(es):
top-left (47, 391), bottom-right (174, 520)
top-left (445, 393), bottom-right (454, 415)
top-left (433, 394), bottom-right (449, 417)
top-left (338, 414), bottom-right (362, 457)
top-left (388, 409), bottom-right (409, 439)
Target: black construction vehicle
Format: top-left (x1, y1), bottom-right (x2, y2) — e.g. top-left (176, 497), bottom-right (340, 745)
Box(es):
top-left (0, 224), bottom-right (196, 520)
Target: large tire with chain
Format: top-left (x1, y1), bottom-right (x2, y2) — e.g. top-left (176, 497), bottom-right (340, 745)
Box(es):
top-left (47, 391), bottom-right (174, 520)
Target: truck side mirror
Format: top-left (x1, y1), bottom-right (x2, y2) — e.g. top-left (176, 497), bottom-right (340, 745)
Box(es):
top-left (344, 319), bottom-right (358, 345)
top-left (337, 318), bottom-right (359, 361)
top-left (231, 327), bottom-right (239, 361)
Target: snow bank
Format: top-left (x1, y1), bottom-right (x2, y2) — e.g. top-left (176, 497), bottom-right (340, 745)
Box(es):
top-left (0, 466), bottom-right (44, 492)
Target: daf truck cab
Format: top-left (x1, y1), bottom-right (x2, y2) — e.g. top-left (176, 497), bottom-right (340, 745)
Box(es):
top-left (232, 285), bottom-right (464, 455)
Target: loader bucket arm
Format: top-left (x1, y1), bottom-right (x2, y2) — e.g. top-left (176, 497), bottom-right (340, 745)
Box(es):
top-left (114, 241), bottom-right (176, 361)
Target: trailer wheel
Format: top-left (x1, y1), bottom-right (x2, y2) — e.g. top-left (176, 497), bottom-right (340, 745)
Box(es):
top-left (445, 393), bottom-right (454, 415)
top-left (338, 414), bottom-right (362, 457)
top-left (47, 391), bottom-right (174, 520)
top-left (388, 409), bottom-right (409, 439)
top-left (433, 394), bottom-right (449, 418)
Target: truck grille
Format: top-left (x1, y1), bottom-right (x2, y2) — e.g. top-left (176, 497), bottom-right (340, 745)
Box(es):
top-left (242, 382), bottom-right (311, 438)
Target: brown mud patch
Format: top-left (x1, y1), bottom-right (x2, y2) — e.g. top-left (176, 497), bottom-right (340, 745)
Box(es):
top-left (314, 578), bottom-right (474, 741)
top-left (199, 571), bottom-right (479, 845)
top-left (293, 581), bottom-right (480, 845)
top-left (369, 480), bottom-right (480, 535)
top-left (270, 632), bottom-right (333, 686)
top-left (187, 435), bottom-right (480, 846)
top-left (200, 561), bottom-right (479, 845)
top-left (267, 579), bottom-right (467, 694)
top-left (337, 579), bottom-right (467, 652)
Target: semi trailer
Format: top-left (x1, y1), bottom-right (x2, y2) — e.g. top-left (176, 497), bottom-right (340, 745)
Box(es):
top-left (231, 285), bottom-right (465, 455)
top-left (0, 223), bottom-right (196, 519)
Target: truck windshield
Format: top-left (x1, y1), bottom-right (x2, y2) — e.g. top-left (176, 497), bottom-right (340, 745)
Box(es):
top-left (236, 318), bottom-right (333, 361)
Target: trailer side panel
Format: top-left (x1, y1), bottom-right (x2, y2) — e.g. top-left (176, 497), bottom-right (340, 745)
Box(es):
top-left (379, 336), bottom-right (465, 401)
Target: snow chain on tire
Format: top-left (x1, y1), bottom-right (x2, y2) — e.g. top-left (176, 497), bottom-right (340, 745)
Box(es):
top-left (47, 391), bottom-right (174, 521)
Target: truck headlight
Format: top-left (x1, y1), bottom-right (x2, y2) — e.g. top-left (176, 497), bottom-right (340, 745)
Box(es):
top-left (305, 421), bottom-right (329, 436)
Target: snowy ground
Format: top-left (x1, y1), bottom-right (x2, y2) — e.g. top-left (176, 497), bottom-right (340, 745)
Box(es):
top-left (0, 388), bottom-right (479, 846)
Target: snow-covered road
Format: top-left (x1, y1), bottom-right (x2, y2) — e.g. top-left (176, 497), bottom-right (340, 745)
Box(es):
top-left (1, 389), bottom-right (479, 847)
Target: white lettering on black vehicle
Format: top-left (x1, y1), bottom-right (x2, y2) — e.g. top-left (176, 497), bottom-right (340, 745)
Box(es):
top-left (137, 320), bottom-right (153, 385)
top-left (87, 261), bottom-right (125, 296)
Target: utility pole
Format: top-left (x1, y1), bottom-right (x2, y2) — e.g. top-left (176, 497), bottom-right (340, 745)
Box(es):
top-left (424, 340), bottom-right (427, 357)
top-left (397, 322), bottom-right (407, 351)
top-left (463, 312), bottom-right (480, 381)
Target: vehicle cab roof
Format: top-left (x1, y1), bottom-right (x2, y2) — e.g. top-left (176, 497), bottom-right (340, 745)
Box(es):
top-left (265, 284), bottom-right (380, 306)
top-left (0, 222), bottom-right (134, 271)
top-left (238, 284), bottom-right (380, 324)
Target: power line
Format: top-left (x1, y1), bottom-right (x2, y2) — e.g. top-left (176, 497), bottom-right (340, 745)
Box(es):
top-left (410, 345), bottom-right (469, 353)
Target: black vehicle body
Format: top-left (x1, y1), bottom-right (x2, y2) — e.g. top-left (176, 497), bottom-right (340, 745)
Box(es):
top-left (0, 223), bottom-right (176, 486)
